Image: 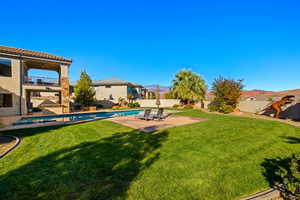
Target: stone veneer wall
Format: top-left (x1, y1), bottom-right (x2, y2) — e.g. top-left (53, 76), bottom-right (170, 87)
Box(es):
top-left (60, 65), bottom-right (70, 113)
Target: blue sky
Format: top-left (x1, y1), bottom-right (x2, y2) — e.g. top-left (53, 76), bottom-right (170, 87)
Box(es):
top-left (1, 0), bottom-right (300, 91)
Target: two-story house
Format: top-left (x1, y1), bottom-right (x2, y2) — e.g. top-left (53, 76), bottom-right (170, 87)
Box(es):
top-left (92, 78), bottom-right (146, 102)
top-left (0, 46), bottom-right (72, 116)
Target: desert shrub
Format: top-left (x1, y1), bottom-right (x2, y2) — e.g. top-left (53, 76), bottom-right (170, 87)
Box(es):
top-left (147, 91), bottom-right (156, 99)
top-left (165, 91), bottom-right (175, 99)
top-left (127, 102), bottom-right (140, 108)
top-left (219, 103), bottom-right (234, 113)
top-left (134, 102), bottom-right (140, 107)
top-left (267, 97), bottom-right (274, 102)
top-left (96, 104), bottom-right (103, 109)
top-left (183, 104), bottom-right (194, 109)
top-left (275, 154), bottom-right (300, 199)
top-left (208, 102), bottom-right (218, 112)
top-left (210, 76), bottom-right (244, 113)
top-left (32, 107), bottom-right (42, 112)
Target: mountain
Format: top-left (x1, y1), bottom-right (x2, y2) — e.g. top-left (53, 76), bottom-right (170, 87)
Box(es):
top-left (144, 85), bottom-right (170, 93)
top-left (241, 89), bottom-right (300, 97)
top-left (241, 90), bottom-right (274, 97)
top-left (205, 88), bottom-right (300, 101)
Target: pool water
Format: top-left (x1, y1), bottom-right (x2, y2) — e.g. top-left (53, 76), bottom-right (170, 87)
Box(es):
top-left (13, 110), bottom-right (143, 126)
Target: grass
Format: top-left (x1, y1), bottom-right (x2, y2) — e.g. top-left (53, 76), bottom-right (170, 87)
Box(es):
top-left (0, 109), bottom-right (300, 200)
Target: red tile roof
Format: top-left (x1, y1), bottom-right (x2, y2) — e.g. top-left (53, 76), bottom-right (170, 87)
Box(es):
top-left (0, 45), bottom-right (72, 63)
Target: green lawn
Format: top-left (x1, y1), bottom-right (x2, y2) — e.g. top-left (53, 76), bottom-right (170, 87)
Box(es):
top-left (0, 109), bottom-right (300, 200)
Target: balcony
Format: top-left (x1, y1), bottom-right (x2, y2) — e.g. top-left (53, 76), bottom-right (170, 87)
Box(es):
top-left (24, 76), bottom-right (59, 87)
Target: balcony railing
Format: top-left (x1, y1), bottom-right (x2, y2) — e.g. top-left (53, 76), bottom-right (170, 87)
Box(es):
top-left (24, 76), bottom-right (59, 87)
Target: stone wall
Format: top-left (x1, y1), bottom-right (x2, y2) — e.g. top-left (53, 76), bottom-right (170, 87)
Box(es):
top-left (60, 64), bottom-right (70, 113)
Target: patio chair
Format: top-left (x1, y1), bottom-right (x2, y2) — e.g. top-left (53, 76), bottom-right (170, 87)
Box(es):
top-left (152, 108), bottom-right (169, 120)
top-left (137, 109), bottom-right (153, 120)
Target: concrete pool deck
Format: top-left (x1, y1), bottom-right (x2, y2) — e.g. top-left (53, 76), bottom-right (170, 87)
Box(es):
top-left (107, 115), bottom-right (208, 132)
top-left (0, 109), bottom-right (182, 132)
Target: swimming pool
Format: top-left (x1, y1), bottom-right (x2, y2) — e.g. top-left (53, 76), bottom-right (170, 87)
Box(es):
top-left (13, 110), bottom-right (143, 126)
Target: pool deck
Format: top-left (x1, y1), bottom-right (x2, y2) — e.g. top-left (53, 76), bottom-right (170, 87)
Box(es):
top-left (0, 109), bottom-right (179, 132)
top-left (107, 115), bottom-right (208, 132)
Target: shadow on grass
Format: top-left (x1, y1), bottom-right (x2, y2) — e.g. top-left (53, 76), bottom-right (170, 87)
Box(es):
top-left (261, 157), bottom-right (290, 188)
top-left (281, 136), bottom-right (300, 144)
top-left (0, 129), bottom-right (169, 200)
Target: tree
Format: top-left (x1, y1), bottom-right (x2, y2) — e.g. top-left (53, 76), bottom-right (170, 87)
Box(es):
top-left (74, 71), bottom-right (95, 107)
top-left (164, 90), bottom-right (175, 99)
top-left (171, 69), bottom-right (207, 107)
top-left (147, 91), bottom-right (156, 99)
top-left (156, 85), bottom-right (161, 108)
top-left (209, 76), bottom-right (244, 113)
top-left (127, 95), bottom-right (134, 103)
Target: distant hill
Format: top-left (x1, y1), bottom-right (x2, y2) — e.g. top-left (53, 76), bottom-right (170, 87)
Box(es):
top-left (206, 88), bottom-right (300, 101)
top-left (144, 85), bottom-right (300, 101)
top-left (144, 85), bottom-right (170, 93)
top-left (241, 89), bottom-right (300, 97)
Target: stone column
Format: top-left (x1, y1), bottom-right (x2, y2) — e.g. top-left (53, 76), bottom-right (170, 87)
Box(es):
top-left (60, 64), bottom-right (70, 113)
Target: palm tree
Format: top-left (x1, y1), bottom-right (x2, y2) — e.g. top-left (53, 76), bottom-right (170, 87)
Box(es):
top-left (172, 69), bottom-right (207, 107)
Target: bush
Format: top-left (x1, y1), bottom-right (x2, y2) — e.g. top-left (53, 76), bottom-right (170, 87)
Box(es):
top-left (208, 102), bottom-right (218, 112)
top-left (127, 102), bottom-right (140, 108)
top-left (219, 103), bottom-right (234, 113)
top-left (173, 104), bottom-right (180, 108)
top-left (96, 104), bottom-right (103, 109)
top-left (210, 76), bottom-right (244, 113)
top-left (276, 154), bottom-right (300, 199)
top-left (183, 104), bottom-right (194, 109)
top-left (32, 107), bottom-right (42, 112)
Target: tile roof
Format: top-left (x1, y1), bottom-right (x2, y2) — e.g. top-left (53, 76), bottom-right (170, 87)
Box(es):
top-left (93, 78), bottom-right (143, 87)
top-left (0, 45), bottom-right (72, 63)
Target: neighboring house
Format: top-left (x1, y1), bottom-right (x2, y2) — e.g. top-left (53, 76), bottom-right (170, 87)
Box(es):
top-left (91, 78), bottom-right (146, 103)
top-left (71, 78), bottom-right (147, 105)
top-left (246, 97), bottom-right (257, 101)
top-left (0, 46), bottom-right (72, 116)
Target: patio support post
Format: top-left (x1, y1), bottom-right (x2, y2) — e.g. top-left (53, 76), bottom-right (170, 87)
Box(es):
top-left (60, 64), bottom-right (70, 113)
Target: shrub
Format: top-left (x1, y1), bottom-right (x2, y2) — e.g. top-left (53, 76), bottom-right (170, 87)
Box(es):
top-left (127, 102), bottom-right (140, 108)
top-left (267, 97), bottom-right (274, 102)
top-left (183, 104), bottom-right (194, 109)
top-left (219, 103), bottom-right (234, 113)
top-left (96, 104), bottom-right (103, 109)
top-left (32, 107), bottom-right (42, 112)
top-left (165, 91), bottom-right (175, 99)
top-left (208, 102), bottom-right (218, 112)
top-left (276, 154), bottom-right (300, 199)
top-left (173, 104), bottom-right (180, 108)
top-left (210, 76), bottom-right (244, 113)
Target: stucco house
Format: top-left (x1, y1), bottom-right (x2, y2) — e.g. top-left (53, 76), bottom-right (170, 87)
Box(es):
top-left (92, 78), bottom-right (146, 102)
top-left (71, 78), bottom-right (147, 106)
top-left (0, 46), bottom-right (72, 116)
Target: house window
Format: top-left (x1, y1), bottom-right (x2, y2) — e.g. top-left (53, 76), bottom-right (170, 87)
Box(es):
top-left (105, 85), bottom-right (111, 88)
top-left (0, 59), bottom-right (12, 77)
top-left (0, 94), bottom-right (13, 107)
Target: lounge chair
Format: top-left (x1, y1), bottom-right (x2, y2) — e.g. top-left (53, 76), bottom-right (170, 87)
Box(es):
top-left (152, 108), bottom-right (169, 120)
top-left (137, 109), bottom-right (153, 120)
